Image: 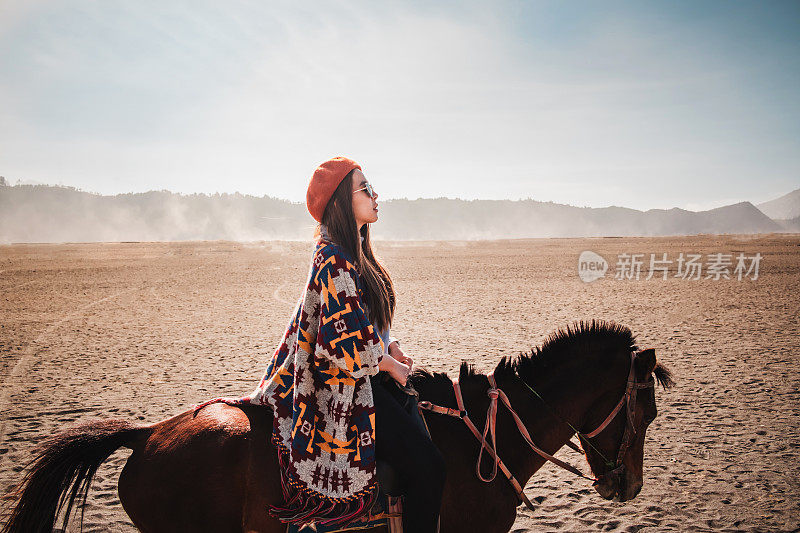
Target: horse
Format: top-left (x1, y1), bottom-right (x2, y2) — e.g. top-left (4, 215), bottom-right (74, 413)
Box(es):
top-left (1, 320), bottom-right (673, 533)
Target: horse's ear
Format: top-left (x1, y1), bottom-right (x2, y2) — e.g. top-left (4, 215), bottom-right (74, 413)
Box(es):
top-left (634, 348), bottom-right (656, 377)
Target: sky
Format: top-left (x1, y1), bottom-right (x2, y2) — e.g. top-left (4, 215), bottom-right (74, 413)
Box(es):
top-left (0, 0), bottom-right (798, 211)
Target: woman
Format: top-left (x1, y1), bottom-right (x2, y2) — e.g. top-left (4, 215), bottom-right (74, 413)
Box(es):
top-left (197, 157), bottom-right (445, 531)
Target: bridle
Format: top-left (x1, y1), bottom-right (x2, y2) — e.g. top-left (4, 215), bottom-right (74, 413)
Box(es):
top-left (418, 350), bottom-right (655, 511)
top-left (419, 350), bottom-right (655, 510)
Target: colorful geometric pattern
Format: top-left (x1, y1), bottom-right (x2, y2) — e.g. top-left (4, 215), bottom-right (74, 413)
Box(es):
top-left (210, 238), bottom-right (385, 526)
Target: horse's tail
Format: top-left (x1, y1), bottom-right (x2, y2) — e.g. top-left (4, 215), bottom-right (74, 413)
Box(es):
top-left (1, 418), bottom-right (149, 533)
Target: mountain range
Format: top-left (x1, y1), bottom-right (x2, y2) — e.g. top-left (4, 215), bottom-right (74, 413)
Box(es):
top-left (1, 181), bottom-right (798, 243)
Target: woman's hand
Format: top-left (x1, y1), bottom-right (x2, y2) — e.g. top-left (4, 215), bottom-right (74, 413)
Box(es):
top-left (388, 341), bottom-right (413, 371)
top-left (395, 353), bottom-right (413, 369)
top-left (389, 358), bottom-right (412, 387)
top-left (380, 354), bottom-right (411, 387)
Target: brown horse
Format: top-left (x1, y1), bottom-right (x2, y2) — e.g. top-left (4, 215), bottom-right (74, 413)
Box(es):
top-left (2, 320), bottom-right (673, 533)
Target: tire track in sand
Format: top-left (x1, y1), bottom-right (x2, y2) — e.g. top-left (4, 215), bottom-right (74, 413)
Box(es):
top-left (0, 265), bottom-right (206, 459)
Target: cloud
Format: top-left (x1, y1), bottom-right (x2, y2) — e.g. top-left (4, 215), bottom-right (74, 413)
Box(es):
top-left (0, 1), bottom-right (797, 210)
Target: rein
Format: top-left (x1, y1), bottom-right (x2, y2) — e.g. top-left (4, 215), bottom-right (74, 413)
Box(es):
top-left (418, 350), bottom-right (655, 511)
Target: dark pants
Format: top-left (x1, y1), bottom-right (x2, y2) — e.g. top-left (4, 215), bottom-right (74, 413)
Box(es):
top-left (370, 374), bottom-right (446, 533)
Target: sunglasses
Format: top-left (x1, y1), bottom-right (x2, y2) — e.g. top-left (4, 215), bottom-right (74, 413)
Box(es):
top-left (353, 182), bottom-right (377, 199)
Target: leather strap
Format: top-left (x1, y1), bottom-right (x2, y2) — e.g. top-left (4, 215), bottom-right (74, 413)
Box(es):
top-left (584, 351), bottom-right (637, 438)
top-left (419, 380), bottom-right (538, 512)
top-left (487, 373), bottom-right (596, 481)
top-left (417, 401), bottom-right (464, 419)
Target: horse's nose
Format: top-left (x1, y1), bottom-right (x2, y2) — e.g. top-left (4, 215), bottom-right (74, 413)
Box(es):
top-left (592, 477), bottom-right (616, 500)
top-left (619, 476), bottom-right (643, 502)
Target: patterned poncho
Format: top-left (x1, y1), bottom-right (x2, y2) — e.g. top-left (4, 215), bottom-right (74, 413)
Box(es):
top-left (196, 237), bottom-right (385, 526)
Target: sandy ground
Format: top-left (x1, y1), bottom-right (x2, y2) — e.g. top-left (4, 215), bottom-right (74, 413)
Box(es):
top-left (0, 235), bottom-right (798, 532)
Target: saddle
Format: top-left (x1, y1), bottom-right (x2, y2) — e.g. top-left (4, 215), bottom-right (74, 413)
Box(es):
top-left (290, 374), bottom-right (428, 533)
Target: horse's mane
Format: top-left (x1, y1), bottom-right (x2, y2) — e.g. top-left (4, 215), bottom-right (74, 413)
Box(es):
top-left (413, 320), bottom-right (672, 390)
top-left (493, 319), bottom-right (637, 381)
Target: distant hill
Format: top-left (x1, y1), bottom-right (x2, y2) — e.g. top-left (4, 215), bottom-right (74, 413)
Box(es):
top-left (0, 184), bottom-right (311, 243)
top-left (774, 216), bottom-right (800, 232)
top-left (0, 183), bottom-right (791, 243)
top-left (371, 199), bottom-right (782, 239)
top-left (757, 188), bottom-right (800, 220)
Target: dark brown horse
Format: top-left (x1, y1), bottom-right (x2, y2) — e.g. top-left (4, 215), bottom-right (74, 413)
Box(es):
top-left (2, 320), bottom-right (673, 533)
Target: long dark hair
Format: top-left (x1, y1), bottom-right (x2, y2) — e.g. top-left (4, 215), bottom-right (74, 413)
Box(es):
top-left (318, 170), bottom-right (395, 332)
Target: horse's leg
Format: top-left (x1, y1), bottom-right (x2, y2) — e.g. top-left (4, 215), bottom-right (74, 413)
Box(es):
top-left (427, 420), bottom-right (520, 533)
top-left (119, 404), bottom-right (259, 532)
top-left (438, 472), bottom-right (519, 533)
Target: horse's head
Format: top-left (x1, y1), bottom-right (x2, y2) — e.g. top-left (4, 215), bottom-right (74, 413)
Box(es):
top-left (579, 348), bottom-right (673, 502)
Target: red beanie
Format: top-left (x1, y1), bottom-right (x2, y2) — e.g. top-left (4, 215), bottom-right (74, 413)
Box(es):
top-left (306, 156), bottom-right (362, 223)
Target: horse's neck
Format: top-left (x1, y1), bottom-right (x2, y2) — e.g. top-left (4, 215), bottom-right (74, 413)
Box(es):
top-left (491, 367), bottom-right (609, 486)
